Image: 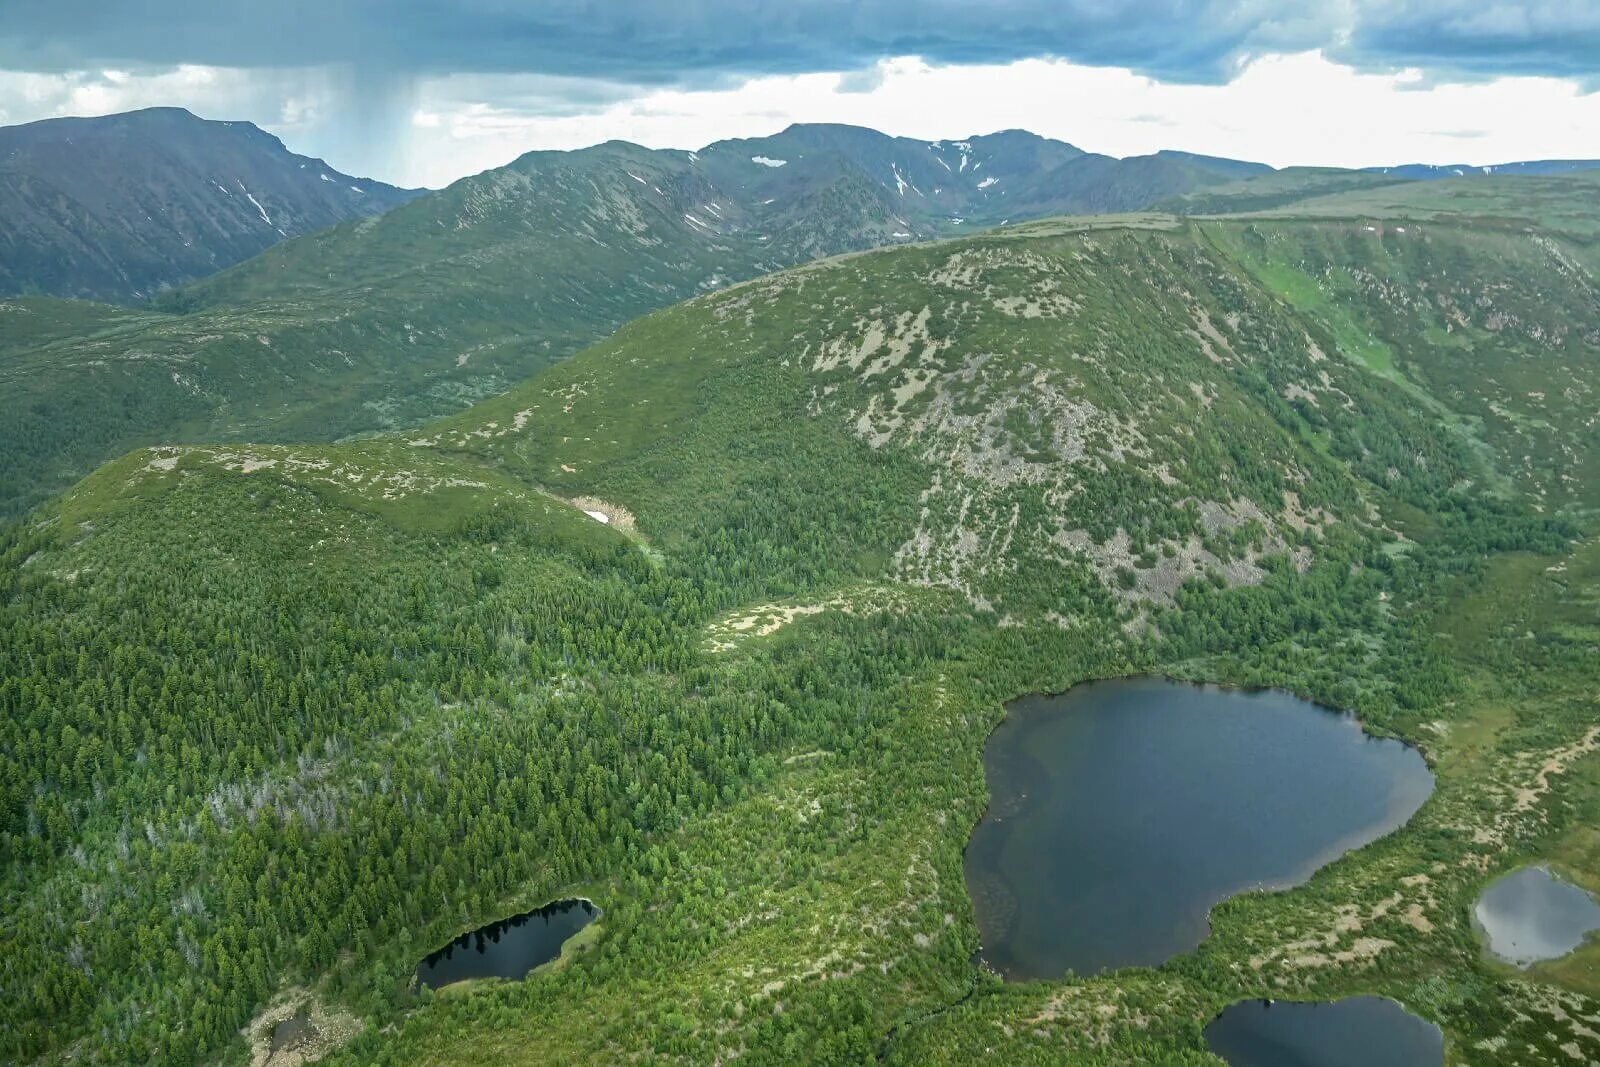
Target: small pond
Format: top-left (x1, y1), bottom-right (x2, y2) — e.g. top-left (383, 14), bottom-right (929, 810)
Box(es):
top-left (1204, 997), bottom-right (1443, 1067)
top-left (1475, 864), bottom-right (1600, 968)
top-left (416, 898), bottom-right (598, 989)
top-left (965, 677), bottom-right (1434, 978)
top-left (269, 1010), bottom-right (314, 1054)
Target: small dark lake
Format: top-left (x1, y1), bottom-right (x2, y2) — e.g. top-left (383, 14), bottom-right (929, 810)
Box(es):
top-left (416, 898), bottom-right (597, 989)
top-left (1204, 997), bottom-right (1442, 1066)
top-left (965, 678), bottom-right (1433, 978)
top-left (1475, 865), bottom-right (1600, 967)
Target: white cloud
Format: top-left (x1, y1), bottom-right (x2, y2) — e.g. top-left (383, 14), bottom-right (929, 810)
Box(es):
top-left (392, 52), bottom-right (1600, 186)
top-left (0, 64), bottom-right (352, 157)
top-left (3, 51), bottom-right (1599, 188)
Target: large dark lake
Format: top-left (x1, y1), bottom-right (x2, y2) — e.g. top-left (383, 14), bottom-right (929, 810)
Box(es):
top-left (964, 677), bottom-right (1434, 978)
top-left (416, 898), bottom-right (597, 989)
top-left (1204, 997), bottom-right (1442, 1067)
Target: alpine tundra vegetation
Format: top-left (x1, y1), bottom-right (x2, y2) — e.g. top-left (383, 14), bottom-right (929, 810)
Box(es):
top-left (6, 157), bottom-right (1600, 1064)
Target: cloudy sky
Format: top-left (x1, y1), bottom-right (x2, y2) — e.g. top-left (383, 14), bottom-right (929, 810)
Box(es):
top-left (2, 1), bottom-right (1598, 188)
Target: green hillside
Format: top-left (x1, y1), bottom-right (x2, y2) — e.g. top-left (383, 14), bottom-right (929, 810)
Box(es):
top-left (0, 124), bottom-right (1281, 521)
top-left (1200, 217), bottom-right (1600, 511)
top-left (1231, 170), bottom-right (1600, 238)
top-left (6, 203), bottom-right (1600, 1064)
top-left (0, 142), bottom-right (880, 518)
top-left (1162, 167), bottom-right (1416, 215)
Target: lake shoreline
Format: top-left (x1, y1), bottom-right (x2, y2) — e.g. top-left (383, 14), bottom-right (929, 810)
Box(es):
top-left (964, 675), bottom-right (1434, 980)
top-left (415, 896), bottom-right (601, 991)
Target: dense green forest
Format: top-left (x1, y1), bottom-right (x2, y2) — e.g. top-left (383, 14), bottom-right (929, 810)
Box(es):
top-left (5, 193), bottom-right (1600, 1064)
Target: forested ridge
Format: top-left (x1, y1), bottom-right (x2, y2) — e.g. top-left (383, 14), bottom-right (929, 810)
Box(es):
top-left (5, 200), bottom-right (1600, 1063)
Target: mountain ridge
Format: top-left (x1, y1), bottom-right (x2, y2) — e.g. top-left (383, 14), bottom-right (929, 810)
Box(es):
top-left (6, 105), bottom-right (1593, 314)
top-left (6, 115), bottom-right (1599, 523)
top-left (0, 106), bottom-right (421, 302)
top-left (0, 120), bottom-right (1274, 517)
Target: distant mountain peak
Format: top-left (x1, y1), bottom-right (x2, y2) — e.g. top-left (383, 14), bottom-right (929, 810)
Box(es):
top-left (0, 108), bottom-right (423, 302)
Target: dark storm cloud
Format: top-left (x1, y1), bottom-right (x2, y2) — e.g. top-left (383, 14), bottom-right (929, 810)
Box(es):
top-left (0, 1), bottom-right (1331, 85)
top-left (4, 2), bottom-right (1595, 99)
top-left (1335, 1), bottom-right (1600, 83)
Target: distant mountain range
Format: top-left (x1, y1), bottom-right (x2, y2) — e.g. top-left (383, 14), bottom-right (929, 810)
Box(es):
top-left (0, 114), bottom-right (1276, 307)
top-left (5, 107), bottom-right (1594, 308)
top-left (687, 125), bottom-right (1271, 231)
top-left (3, 120), bottom-right (1273, 513)
top-left (1366, 159), bottom-right (1600, 180)
top-left (0, 107), bottom-right (421, 302)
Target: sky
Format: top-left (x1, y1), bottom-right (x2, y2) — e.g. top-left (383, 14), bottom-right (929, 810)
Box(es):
top-left (0, 1), bottom-right (1597, 188)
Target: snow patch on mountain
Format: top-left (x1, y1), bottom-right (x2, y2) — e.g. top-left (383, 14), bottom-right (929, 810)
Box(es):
top-left (891, 164), bottom-right (923, 198)
top-left (238, 182), bottom-right (272, 227)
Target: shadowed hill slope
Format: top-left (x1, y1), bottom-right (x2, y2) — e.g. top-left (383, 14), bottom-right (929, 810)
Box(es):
top-left (0, 107), bottom-right (420, 302)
